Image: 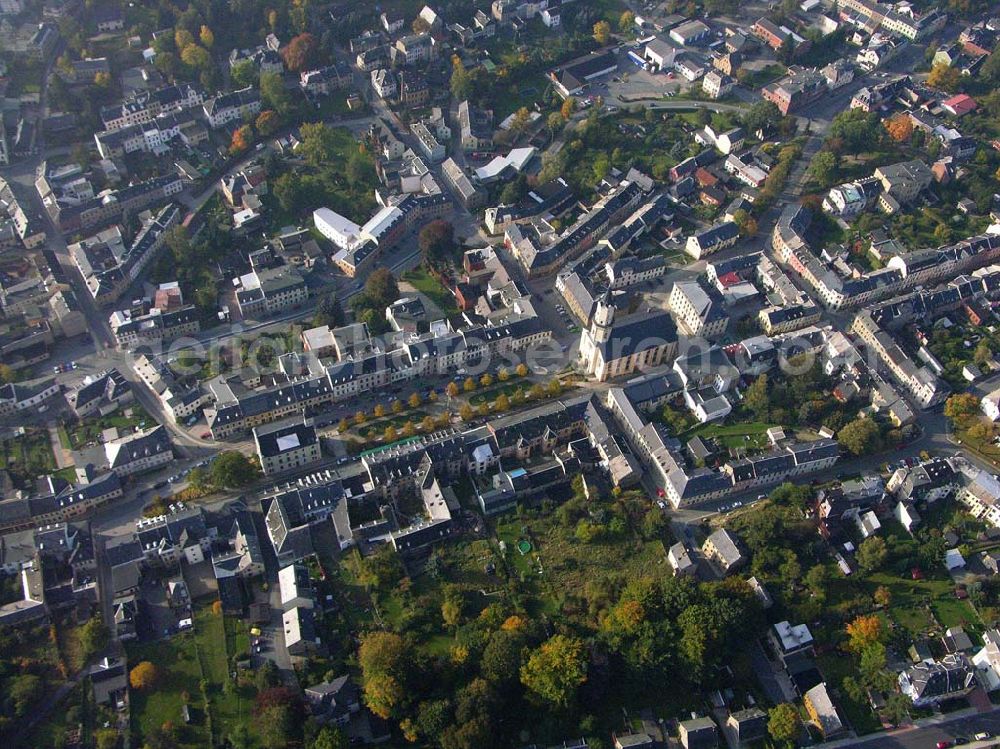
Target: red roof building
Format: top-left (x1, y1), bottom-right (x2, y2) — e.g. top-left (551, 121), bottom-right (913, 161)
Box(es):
top-left (941, 94), bottom-right (977, 117)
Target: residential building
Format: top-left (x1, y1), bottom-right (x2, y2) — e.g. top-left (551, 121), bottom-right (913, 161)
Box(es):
top-left (235, 266), bottom-right (308, 318)
top-left (874, 160), bottom-right (933, 205)
top-left (66, 369), bottom-right (132, 417)
top-left (898, 654), bottom-right (975, 707)
top-left (678, 717), bottom-right (717, 749)
top-left (105, 426), bottom-right (173, 477)
top-left (668, 542), bottom-right (697, 576)
top-left (726, 708), bottom-right (768, 745)
top-left (457, 100), bottom-right (493, 151)
top-left (669, 281), bottom-right (728, 338)
top-left (202, 87), bottom-right (261, 129)
top-left (702, 71), bottom-right (733, 99)
top-left (701, 529), bottom-right (744, 573)
top-left (685, 222), bottom-right (739, 259)
top-left (253, 418), bottom-right (322, 476)
top-left (762, 68), bottom-right (827, 115)
top-left (100, 83), bottom-right (204, 130)
top-left (804, 683), bottom-right (845, 738)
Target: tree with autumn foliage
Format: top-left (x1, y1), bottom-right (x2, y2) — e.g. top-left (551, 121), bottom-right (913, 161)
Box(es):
top-left (129, 661), bottom-right (160, 690)
top-left (593, 20), bottom-right (611, 45)
top-left (884, 114), bottom-right (913, 142)
top-left (520, 634), bottom-right (588, 708)
top-left (281, 32), bottom-right (319, 72)
top-left (230, 124), bottom-right (252, 154)
top-left (927, 62), bottom-right (961, 92)
top-left (180, 44), bottom-right (211, 71)
top-left (255, 109), bottom-right (281, 135)
top-left (359, 632), bottom-right (410, 719)
top-left (945, 392), bottom-right (981, 424)
top-left (845, 614), bottom-right (883, 653)
top-left (561, 97), bottom-right (576, 120)
top-left (199, 25), bottom-right (214, 48)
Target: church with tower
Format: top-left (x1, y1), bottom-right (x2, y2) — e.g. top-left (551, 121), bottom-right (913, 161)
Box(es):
top-left (579, 294), bottom-right (678, 382)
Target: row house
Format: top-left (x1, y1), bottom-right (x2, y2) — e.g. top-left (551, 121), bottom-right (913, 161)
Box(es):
top-left (105, 426), bottom-right (174, 477)
top-left (203, 87), bottom-right (262, 129)
top-left (206, 316), bottom-right (550, 438)
top-left (850, 311), bottom-right (948, 409)
top-left (0, 472), bottom-right (123, 533)
top-left (109, 305), bottom-right (201, 350)
top-left (48, 176), bottom-right (184, 235)
top-left (300, 63), bottom-right (354, 96)
top-left (100, 83), bottom-right (204, 130)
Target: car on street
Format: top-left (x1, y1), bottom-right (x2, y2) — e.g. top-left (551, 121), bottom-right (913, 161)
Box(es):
top-left (937, 741), bottom-right (952, 749)
top-left (975, 734), bottom-right (991, 742)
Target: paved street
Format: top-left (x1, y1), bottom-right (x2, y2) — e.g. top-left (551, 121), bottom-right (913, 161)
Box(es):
top-left (818, 707), bottom-right (1000, 749)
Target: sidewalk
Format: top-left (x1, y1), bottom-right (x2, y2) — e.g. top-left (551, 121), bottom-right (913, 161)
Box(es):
top-left (813, 705), bottom-right (996, 749)
top-left (48, 425), bottom-right (73, 469)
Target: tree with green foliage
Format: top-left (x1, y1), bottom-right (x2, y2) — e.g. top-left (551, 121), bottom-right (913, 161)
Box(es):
top-left (418, 220), bottom-right (456, 267)
top-left (743, 100), bottom-right (782, 135)
top-left (808, 150), bottom-right (839, 188)
top-left (94, 728), bottom-right (119, 749)
top-left (743, 374), bottom-right (770, 421)
top-left (804, 564), bottom-right (828, 596)
top-left (311, 726), bottom-right (349, 749)
top-left (884, 692), bottom-right (911, 727)
top-left (257, 703), bottom-right (297, 749)
top-left (260, 71), bottom-right (293, 115)
top-left (827, 109), bottom-right (883, 154)
top-left (364, 267), bottom-right (399, 308)
top-left (314, 292), bottom-right (345, 328)
top-left (210, 451), bottom-right (260, 488)
top-left (80, 616), bottom-right (110, 659)
top-left (856, 536), bottom-right (888, 574)
top-left (450, 57), bottom-right (473, 100)
top-left (520, 634), bottom-right (588, 708)
top-left (981, 43), bottom-right (1000, 83)
top-left (837, 417), bottom-right (882, 456)
top-left (9, 674), bottom-right (43, 717)
top-left (298, 121), bottom-right (340, 166)
top-left (927, 62), bottom-right (961, 91)
top-left (945, 392), bottom-right (981, 423)
top-left (255, 660), bottom-right (281, 692)
top-left (359, 631), bottom-right (409, 719)
top-left (500, 173), bottom-right (529, 205)
top-left (358, 545), bottom-right (404, 590)
top-left (768, 703), bottom-right (800, 745)
top-left (231, 58), bottom-right (258, 88)
top-left (481, 629), bottom-right (525, 685)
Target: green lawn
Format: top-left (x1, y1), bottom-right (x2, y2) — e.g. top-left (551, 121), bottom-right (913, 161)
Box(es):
top-left (65, 405), bottom-right (154, 450)
top-left (401, 268), bottom-right (459, 316)
top-left (683, 422), bottom-right (778, 450)
top-left (737, 64), bottom-right (787, 89)
top-left (127, 632), bottom-right (210, 748)
top-left (494, 510), bottom-right (668, 620)
top-left (128, 603), bottom-right (256, 749)
top-left (469, 379), bottom-right (528, 406)
top-left (0, 428), bottom-right (59, 487)
top-left (195, 607), bottom-right (254, 745)
top-left (845, 570), bottom-right (982, 638)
